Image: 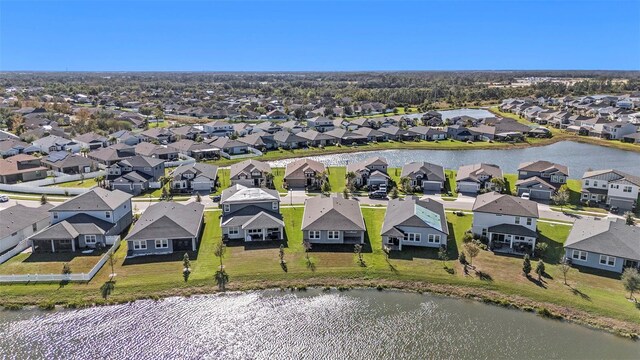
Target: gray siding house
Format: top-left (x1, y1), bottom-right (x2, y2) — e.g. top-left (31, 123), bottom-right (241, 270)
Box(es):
top-left (401, 162), bottom-right (445, 192)
top-left (565, 218), bottom-right (640, 273)
top-left (516, 160), bottom-right (569, 200)
top-left (346, 156), bottom-right (390, 188)
top-left (284, 158), bottom-right (326, 189)
top-left (171, 163), bottom-right (218, 193)
top-left (301, 195), bottom-right (366, 245)
top-left (230, 159), bottom-right (272, 188)
top-left (0, 204), bottom-right (52, 253)
top-left (381, 197), bottom-right (449, 251)
top-left (107, 155), bottom-right (165, 195)
top-left (455, 163), bottom-right (503, 194)
top-left (220, 185), bottom-right (284, 241)
top-left (126, 202), bottom-right (205, 257)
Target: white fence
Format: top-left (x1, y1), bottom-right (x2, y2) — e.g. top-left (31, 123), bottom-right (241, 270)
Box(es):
top-left (24, 170), bottom-right (105, 187)
top-left (0, 238), bottom-right (31, 265)
top-left (164, 155), bottom-right (196, 168)
top-left (0, 237), bottom-right (121, 283)
top-left (220, 147), bottom-right (263, 159)
top-left (0, 184), bottom-right (90, 196)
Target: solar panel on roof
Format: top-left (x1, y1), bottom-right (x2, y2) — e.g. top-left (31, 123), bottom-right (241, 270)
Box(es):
top-left (414, 204), bottom-right (443, 232)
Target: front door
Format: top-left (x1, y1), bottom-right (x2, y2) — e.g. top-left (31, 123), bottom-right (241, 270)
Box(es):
top-left (254, 178), bottom-right (260, 186)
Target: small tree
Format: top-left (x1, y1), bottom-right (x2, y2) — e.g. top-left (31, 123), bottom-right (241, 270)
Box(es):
top-left (214, 241), bottom-right (226, 270)
top-left (389, 187), bottom-right (399, 199)
top-left (183, 253), bottom-right (191, 282)
top-left (535, 260), bottom-right (545, 281)
top-left (438, 245), bottom-right (449, 268)
top-left (399, 177), bottom-right (412, 194)
top-left (279, 244), bottom-right (285, 265)
top-left (303, 240), bottom-right (313, 268)
top-left (354, 244), bottom-right (364, 267)
top-left (522, 254), bottom-right (532, 277)
top-left (342, 187), bottom-right (350, 199)
top-left (108, 251), bottom-right (117, 279)
top-left (458, 251), bottom-right (467, 265)
top-left (624, 211), bottom-right (635, 226)
top-left (79, 172), bottom-right (85, 184)
top-left (559, 258), bottom-right (571, 286)
top-left (552, 185), bottom-right (570, 211)
top-left (62, 263), bottom-right (71, 275)
top-left (490, 177), bottom-right (507, 193)
top-left (321, 180), bottom-right (331, 194)
top-left (40, 194), bottom-right (47, 205)
top-left (463, 242), bottom-right (479, 267)
top-left (214, 241), bottom-right (228, 291)
top-left (622, 267), bottom-right (640, 302)
top-left (195, 193), bottom-right (202, 203)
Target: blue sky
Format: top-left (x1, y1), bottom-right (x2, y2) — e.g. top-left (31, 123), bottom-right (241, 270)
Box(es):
top-left (1, 0), bottom-right (639, 71)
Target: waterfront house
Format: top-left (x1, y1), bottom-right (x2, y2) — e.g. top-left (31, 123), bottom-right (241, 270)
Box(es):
top-left (408, 126), bottom-right (447, 141)
top-left (41, 151), bottom-right (97, 174)
top-left (297, 130), bottom-right (338, 147)
top-left (581, 169), bottom-right (640, 211)
top-left (168, 139), bottom-right (220, 160)
top-left (284, 158), bottom-right (326, 189)
top-left (107, 155), bottom-right (164, 195)
top-left (126, 202), bottom-right (205, 257)
top-left (378, 126), bottom-right (420, 141)
top-left (30, 188), bottom-right (133, 253)
top-left (230, 159), bottom-right (272, 188)
top-left (171, 163), bottom-right (218, 193)
top-left (352, 127), bottom-right (388, 142)
top-left (323, 128), bottom-right (368, 145)
top-left (401, 162), bottom-right (445, 192)
top-left (0, 154), bottom-right (48, 184)
top-left (471, 192), bottom-right (539, 255)
top-left (220, 184), bottom-right (284, 241)
top-left (446, 125), bottom-right (477, 141)
top-left (301, 195), bottom-right (365, 245)
top-left (0, 204), bottom-right (52, 253)
top-left (346, 156), bottom-right (390, 188)
top-left (272, 131), bottom-right (308, 149)
top-left (381, 197), bottom-right (448, 251)
top-left (565, 218), bottom-right (640, 273)
top-left (622, 132), bottom-right (640, 144)
top-left (516, 160), bottom-right (569, 200)
top-left (307, 116), bottom-right (335, 133)
top-left (237, 133), bottom-right (278, 151)
top-left (455, 163), bottom-right (503, 194)
top-left (210, 137), bottom-right (250, 156)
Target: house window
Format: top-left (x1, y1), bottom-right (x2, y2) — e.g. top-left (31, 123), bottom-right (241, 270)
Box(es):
top-left (599, 255), bottom-right (615, 267)
top-left (223, 204), bottom-right (230, 212)
top-left (526, 218), bottom-right (532, 226)
top-left (32, 223), bottom-right (38, 232)
top-left (584, 180), bottom-right (590, 186)
top-left (514, 235), bottom-right (525, 241)
top-left (571, 250), bottom-right (587, 261)
top-left (272, 202), bottom-right (278, 210)
top-left (248, 229), bottom-right (262, 235)
top-left (155, 239), bottom-right (169, 249)
top-left (85, 235), bottom-right (97, 244)
top-left (309, 231), bottom-right (320, 240)
top-left (514, 216), bottom-right (521, 224)
top-left (328, 231), bottom-right (340, 240)
top-left (11, 232), bottom-right (17, 237)
top-left (105, 211), bottom-right (111, 219)
top-left (132, 240), bottom-right (147, 250)
top-left (53, 212), bottom-right (58, 219)
top-left (428, 234), bottom-right (441, 243)
top-left (623, 186), bottom-right (632, 193)
top-left (404, 233), bottom-right (421, 242)
top-left (481, 228), bottom-right (487, 237)
top-left (228, 227), bottom-right (240, 235)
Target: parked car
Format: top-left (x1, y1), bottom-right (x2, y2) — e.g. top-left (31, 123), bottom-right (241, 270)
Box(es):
top-left (0, 194), bottom-right (9, 202)
top-left (211, 195), bottom-right (221, 202)
top-left (520, 192), bottom-right (530, 200)
top-left (610, 206), bottom-right (619, 214)
top-left (368, 190), bottom-right (387, 199)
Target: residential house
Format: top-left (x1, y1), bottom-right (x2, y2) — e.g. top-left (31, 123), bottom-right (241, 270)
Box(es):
top-left (30, 188), bottom-right (133, 253)
top-left (87, 144), bottom-right (136, 166)
top-left (401, 162), bottom-right (445, 192)
top-left (564, 218), bottom-right (640, 273)
top-left (378, 126), bottom-right (420, 141)
top-left (581, 170), bottom-right (640, 211)
top-left (352, 127), bottom-right (388, 142)
top-left (0, 154), bottom-right (48, 183)
top-left (301, 195), bottom-right (366, 245)
top-left (169, 139), bottom-right (220, 160)
top-left (134, 142), bottom-right (179, 161)
top-left (323, 128), bottom-right (368, 145)
top-left (73, 132), bottom-right (109, 150)
top-left (109, 130), bottom-right (141, 146)
top-left (307, 116), bottom-right (335, 132)
top-left (237, 133), bottom-right (278, 151)
top-left (455, 163), bottom-right (503, 194)
top-left (472, 192), bottom-right (539, 255)
top-left (230, 159), bottom-right (272, 188)
top-left (126, 202), bottom-right (205, 257)
top-left (297, 130), bottom-right (338, 147)
top-left (171, 163), bottom-right (218, 193)
top-left (446, 125), bottom-right (477, 141)
top-left (170, 125), bottom-right (207, 141)
top-left (516, 161), bottom-right (569, 200)
top-left (252, 121), bottom-right (283, 134)
top-left (622, 132), bottom-right (640, 144)
top-left (220, 184), bottom-right (284, 241)
top-left (41, 151), bottom-right (97, 174)
top-left (266, 109), bottom-right (288, 120)
top-left (107, 155), bottom-right (165, 195)
top-left (0, 139), bottom-right (29, 158)
top-left (272, 131), bottom-right (308, 149)
top-left (408, 126), bottom-right (447, 141)
top-left (0, 204), bottom-right (52, 253)
top-left (204, 120), bottom-right (234, 136)
top-left (346, 157), bottom-right (390, 188)
top-left (590, 121), bottom-right (637, 140)
top-left (211, 137), bottom-right (250, 156)
top-left (280, 121), bottom-right (306, 133)
top-left (139, 128), bottom-right (176, 144)
top-left (284, 159), bottom-right (326, 189)
top-left (29, 135), bottom-right (81, 155)
top-left (380, 197), bottom-right (448, 251)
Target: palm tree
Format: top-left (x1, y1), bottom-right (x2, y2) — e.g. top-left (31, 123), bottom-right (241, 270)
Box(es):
top-left (345, 171), bottom-right (357, 190)
top-left (265, 172), bottom-right (275, 189)
top-left (95, 175), bottom-right (105, 188)
top-left (490, 177), bottom-right (507, 193)
top-left (399, 176), bottom-right (412, 194)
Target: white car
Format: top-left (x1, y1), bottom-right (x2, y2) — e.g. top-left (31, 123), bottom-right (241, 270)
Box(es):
top-left (520, 193), bottom-right (530, 200)
top-left (0, 195), bottom-right (9, 202)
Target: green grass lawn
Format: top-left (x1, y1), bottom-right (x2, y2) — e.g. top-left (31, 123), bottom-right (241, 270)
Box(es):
top-left (327, 166), bottom-right (346, 194)
top-left (444, 170), bottom-right (458, 197)
top-left (212, 168), bottom-right (231, 195)
top-left (271, 167), bottom-right (286, 192)
top-left (48, 178), bottom-right (99, 188)
top-left (0, 249), bottom-right (106, 275)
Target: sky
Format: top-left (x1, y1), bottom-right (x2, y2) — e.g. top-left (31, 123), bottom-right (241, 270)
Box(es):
top-left (1, 0), bottom-right (639, 71)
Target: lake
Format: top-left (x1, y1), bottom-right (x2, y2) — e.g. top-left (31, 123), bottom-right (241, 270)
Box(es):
top-left (268, 141), bottom-right (640, 178)
top-left (437, 108), bottom-right (496, 119)
top-left (1, 290), bottom-right (638, 359)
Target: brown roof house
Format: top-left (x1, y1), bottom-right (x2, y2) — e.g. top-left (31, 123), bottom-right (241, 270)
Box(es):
top-left (0, 154), bottom-right (48, 184)
top-left (301, 195), bottom-right (366, 245)
top-left (284, 159), bottom-right (326, 189)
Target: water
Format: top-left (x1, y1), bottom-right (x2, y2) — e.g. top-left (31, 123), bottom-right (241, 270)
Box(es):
top-left (268, 141), bottom-right (640, 179)
top-left (437, 108), bottom-right (495, 119)
top-left (1, 290), bottom-right (638, 359)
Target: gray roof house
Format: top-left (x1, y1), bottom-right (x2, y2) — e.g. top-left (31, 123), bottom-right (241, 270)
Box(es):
top-left (472, 192), bottom-right (539, 255)
top-left (565, 218), bottom-right (640, 273)
top-left (456, 163), bottom-right (503, 194)
top-left (73, 132), bottom-right (108, 150)
top-left (41, 151), bottom-right (97, 174)
top-left (107, 155), bottom-right (165, 195)
top-left (171, 163), bottom-right (218, 193)
top-left (134, 142), bottom-right (179, 161)
top-left (0, 204), bottom-right (52, 253)
top-left (272, 131), bottom-right (308, 149)
top-left (168, 139), bottom-right (220, 160)
top-left (297, 130), bottom-right (338, 147)
top-left (126, 202), bottom-right (205, 257)
top-left (31, 188), bottom-right (133, 253)
top-left (346, 156), bottom-right (390, 188)
top-left (381, 197), bottom-right (449, 251)
top-left (284, 158), bottom-right (326, 189)
top-left (401, 162), bottom-right (446, 192)
top-left (230, 159), bottom-right (272, 188)
top-left (516, 160), bottom-right (569, 200)
top-left (87, 144), bottom-right (137, 166)
top-left (301, 195), bottom-right (366, 245)
top-left (581, 169), bottom-right (640, 211)
top-left (220, 184), bottom-right (284, 242)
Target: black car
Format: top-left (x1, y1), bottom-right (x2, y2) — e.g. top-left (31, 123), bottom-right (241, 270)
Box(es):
top-left (211, 195), bottom-right (221, 202)
top-left (368, 191), bottom-right (387, 199)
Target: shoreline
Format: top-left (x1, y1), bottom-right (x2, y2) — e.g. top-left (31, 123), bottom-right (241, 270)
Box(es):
top-left (2, 279), bottom-right (639, 340)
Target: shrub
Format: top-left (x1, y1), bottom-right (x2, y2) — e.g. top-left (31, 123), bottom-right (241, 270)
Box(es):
top-left (458, 252), bottom-right (467, 265)
top-left (462, 232), bottom-right (473, 243)
top-left (534, 242), bottom-right (548, 258)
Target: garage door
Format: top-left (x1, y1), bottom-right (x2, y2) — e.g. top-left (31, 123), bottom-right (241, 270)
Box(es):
top-left (530, 189), bottom-right (551, 200)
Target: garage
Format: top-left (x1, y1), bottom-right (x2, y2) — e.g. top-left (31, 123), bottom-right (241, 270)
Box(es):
top-left (609, 197), bottom-right (634, 211)
top-left (457, 181), bottom-right (480, 194)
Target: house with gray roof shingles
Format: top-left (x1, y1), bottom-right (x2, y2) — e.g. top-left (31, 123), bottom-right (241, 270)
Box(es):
top-left (581, 169), bottom-right (640, 211)
top-left (0, 204), bottom-right (52, 253)
top-left (565, 218), bottom-right (640, 273)
top-left (31, 188), bottom-right (133, 253)
top-left (126, 202), bottom-right (205, 257)
top-left (346, 157), bottom-right (389, 188)
top-left (230, 159), bottom-right (272, 188)
top-left (455, 163), bottom-right (503, 194)
top-left (472, 192), bottom-right (539, 256)
top-left (41, 151), bottom-right (97, 174)
top-left (301, 195), bottom-right (365, 245)
top-left (401, 162), bottom-right (445, 192)
top-left (284, 158), bottom-right (326, 189)
top-left (516, 160), bottom-right (569, 200)
top-left (171, 163), bottom-right (218, 193)
top-left (106, 155), bottom-right (165, 195)
top-left (220, 184), bottom-right (284, 241)
top-left (381, 197), bottom-right (448, 251)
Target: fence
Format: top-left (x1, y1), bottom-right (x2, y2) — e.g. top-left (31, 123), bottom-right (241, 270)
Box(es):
top-left (0, 184), bottom-right (90, 196)
top-left (0, 238), bottom-right (31, 265)
top-left (0, 236), bottom-right (121, 283)
top-left (24, 170), bottom-right (105, 187)
top-left (220, 147), bottom-right (263, 159)
top-left (164, 155), bottom-right (196, 168)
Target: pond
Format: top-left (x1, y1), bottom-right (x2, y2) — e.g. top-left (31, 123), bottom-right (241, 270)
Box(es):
top-left (268, 141), bottom-right (640, 178)
top-left (0, 290), bottom-right (638, 359)
top-left (437, 108), bottom-right (496, 119)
